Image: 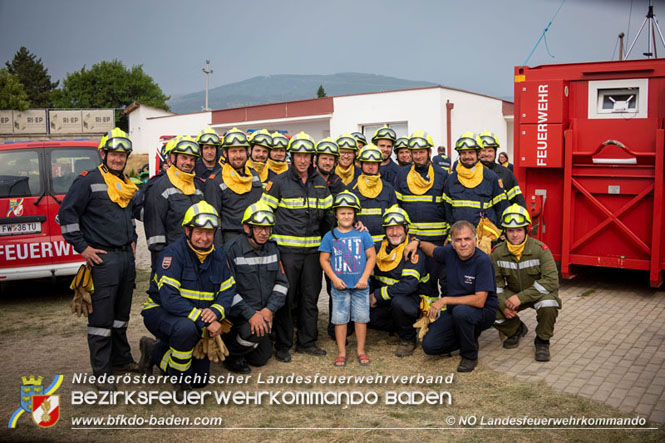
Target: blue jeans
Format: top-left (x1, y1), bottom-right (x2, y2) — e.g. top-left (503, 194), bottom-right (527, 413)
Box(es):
top-left (331, 287), bottom-right (370, 324)
top-left (421, 304), bottom-right (496, 360)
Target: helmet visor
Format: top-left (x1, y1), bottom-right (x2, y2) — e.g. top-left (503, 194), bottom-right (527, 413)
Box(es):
top-left (191, 213), bottom-right (220, 229)
top-left (250, 133), bottom-right (272, 147)
top-left (105, 137), bottom-right (132, 152)
top-left (291, 139), bottom-right (315, 152)
top-left (408, 137), bottom-right (430, 149)
top-left (501, 212), bottom-right (529, 227)
top-left (199, 133), bottom-right (221, 145)
top-left (174, 140), bottom-right (201, 156)
top-left (225, 132), bottom-right (248, 146)
top-left (248, 210), bottom-right (275, 226)
top-left (375, 128), bottom-right (396, 141)
top-left (383, 213), bottom-right (408, 226)
top-left (479, 135), bottom-right (499, 148)
top-left (337, 137), bottom-right (357, 149)
top-left (455, 137), bottom-right (479, 150)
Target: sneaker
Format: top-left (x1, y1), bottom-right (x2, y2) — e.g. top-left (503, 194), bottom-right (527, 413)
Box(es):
top-left (275, 348), bottom-right (292, 363)
top-left (295, 345), bottom-right (327, 356)
top-left (503, 321), bottom-right (528, 349)
top-left (535, 341), bottom-right (551, 362)
top-left (395, 340), bottom-right (417, 357)
top-left (138, 336), bottom-right (157, 375)
top-left (457, 357), bottom-right (478, 372)
top-left (223, 358), bottom-right (251, 374)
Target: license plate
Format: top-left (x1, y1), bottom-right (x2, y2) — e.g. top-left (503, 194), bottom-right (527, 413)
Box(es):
top-left (0, 222), bottom-right (41, 236)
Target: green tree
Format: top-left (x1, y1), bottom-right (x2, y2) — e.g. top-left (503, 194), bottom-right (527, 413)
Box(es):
top-left (53, 59), bottom-right (170, 130)
top-left (317, 84), bottom-right (327, 98)
top-left (5, 46), bottom-right (59, 108)
top-left (0, 69), bottom-right (30, 111)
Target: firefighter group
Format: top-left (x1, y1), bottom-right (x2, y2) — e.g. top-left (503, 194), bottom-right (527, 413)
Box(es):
top-left (59, 124), bottom-right (560, 395)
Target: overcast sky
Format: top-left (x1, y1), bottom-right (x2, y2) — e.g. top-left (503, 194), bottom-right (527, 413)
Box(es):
top-left (1, 0), bottom-right (663, 101)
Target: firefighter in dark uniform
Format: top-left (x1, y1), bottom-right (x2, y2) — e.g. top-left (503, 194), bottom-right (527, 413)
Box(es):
top-left (373, 126), bottom-right (400, 186)
top-left (477, 131), bottom-right (525, 206)
top-left (369, 206), bottom-right (435, 356)
top-left (491, 204), bottom-right (560, 361)
top-left (194, 127), bottom-right (222, 180)
top-left (349, 144), bottom-right (398, 244)
top-left (443, 131), bottom-right (508, 227)
top-left (394, 136), bottom-right (412, 167)
top-left (335, 133), bottom-right (362, 188)
top-left (432, 146), bottom-right (451, 171)
top-left (316, 137), bottom-right (346, 197)
top-left (139, 201), bottom-right (235, 397)
top-left (59, 128), bottom-right (139, 390)
top-left (144, 136), bottom-right (205, 271)
top-left (133, 137), bottom-right (177, 222)
top-left (260, 131), bottom-right (333, 362)
top-left (246, 129), bottom-right (275, 188)
top-left (204, 127), bottom-right (263, 245)
top-left (222, 202), bottom-right (288, 373)
top-left (351, 132), bottom-right (367, 150)
top-left (267, 132), bottom-right (290, 176)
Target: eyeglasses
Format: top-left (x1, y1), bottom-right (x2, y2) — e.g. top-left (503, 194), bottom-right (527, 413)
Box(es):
top-left (198, 133), bottom-right (221, 145)
top-left (105, 137), bottom-right (132, 152)
top-left (408, 137), bottom-right (431, 149)
top-left (191, 213), bottom-right (220, 229)
top-left (501, 212), bottom-right (529, 226)
top-left (173, 140), bottom-right (201, 156)
top-left (479, 135), bottom-right (499, 148)
top-left (455, 137), bottom-right (479, 150)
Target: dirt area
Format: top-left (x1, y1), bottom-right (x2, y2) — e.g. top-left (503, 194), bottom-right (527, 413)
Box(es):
top-left (0, 264), bottom-right (663, 441)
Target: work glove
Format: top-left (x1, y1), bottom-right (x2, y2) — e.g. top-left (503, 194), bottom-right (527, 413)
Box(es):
top-left (220, 318), bottom-right (233, 334)
top-left (412, 298), bottom-right (436, 341)
top-left (70, 264), bottom-right (94, 317)
top-left (476, 217), bottom-right (501, 255)
top-left (206, 332), bottom-right (229, 363)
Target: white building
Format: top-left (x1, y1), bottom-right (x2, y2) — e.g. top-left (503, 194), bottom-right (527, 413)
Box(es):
top-left (127, 86), bottom-right (514, 176)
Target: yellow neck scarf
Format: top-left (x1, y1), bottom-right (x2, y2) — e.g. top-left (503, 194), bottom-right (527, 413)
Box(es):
top-left (336, 163), bottom-right (355, 186)
top-left (501, 161), bottom-right (510, 168)
top-left (406, 164), bottom-right (434, 195)
top-left (267, 158), bottom-right (288, 175)
top-left (98, 165), bottom-right (137, 208)
top-left (507, 235), bottom-right (528, 261)
top-left (455, 161), bottom-right (484, 189)
top-left (187, 240), bottom-right (215, 263)
top-left (376, 237), bottom-right (407, 272)
top-left (167, 165), bottom-right (196, 195)
top-left (222, 162), bottom-right (253, 194)
top-left (355, 174), bottom-right (383, 199)
top-left (247, 159), bottom-right (269, 182)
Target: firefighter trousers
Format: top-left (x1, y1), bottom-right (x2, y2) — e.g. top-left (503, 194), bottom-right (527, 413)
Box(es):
top-left (274, 250), bottom-right (322, 350)
top-left (87, 250), bottom-right (135, 376)
top-left (142, 305), bottom-right (209, 386)
top-left (223, 319), bottom-right (273, 366)
top-left (368, 294), bottom-right (420, 342)
top-left (495, 298), bottom-right (559, 341)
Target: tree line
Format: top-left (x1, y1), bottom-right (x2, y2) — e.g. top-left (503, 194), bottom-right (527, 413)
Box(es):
top-left (0, 46), bottom-right (170, 130)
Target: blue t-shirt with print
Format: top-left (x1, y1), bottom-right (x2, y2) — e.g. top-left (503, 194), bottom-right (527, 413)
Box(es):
top-left (319, 228), bottom-right (375, 288)
top-left (433, 244), bottom-right (498, 309)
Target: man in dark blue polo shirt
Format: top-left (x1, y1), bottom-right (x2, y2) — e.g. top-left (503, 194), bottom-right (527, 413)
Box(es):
top-left (408, 220), bottom-right (497, 372)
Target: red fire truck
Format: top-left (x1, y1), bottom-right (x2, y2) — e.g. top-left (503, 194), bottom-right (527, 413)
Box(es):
top-left (0, 140), bottom-right (101, 281)
top-left (513, 58), bottom-right (665, 287)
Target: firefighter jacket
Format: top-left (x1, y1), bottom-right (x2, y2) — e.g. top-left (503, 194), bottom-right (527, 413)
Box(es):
top-left (322, 171), bottom-right (346, 197)
top-left (144, 236), bottom-right (235, 328)
top-left (195, 159), bottom-right (221, 181)
top-left (223, 234), bottom-right (288, 320)
top-left (432, 154), bottom-right (451, 171)
top-left (204, 168), bottom-right (263, 235)
top-left (379, 160), bottom-right (401, 186)
top-left (132, 170), bottom-right (164, 222)
top-left (484, 162), bottom-right (525, 206)
top-left (394, 163), bottom-right (449, 243)
top-left (349, 176), bottom-right (398, 243)
top-left (144, 172), bottom-right (205, 254)
top-left (443, 167), bottom-right (508, 227)
top-left (490, 236), bottom-right (561, 308)
top-left (59, 166), bottom-right (137, 253)
top-left (371, 240), bottom-right (435, 303)
top-left (260, 164), bottom-right (333, 254)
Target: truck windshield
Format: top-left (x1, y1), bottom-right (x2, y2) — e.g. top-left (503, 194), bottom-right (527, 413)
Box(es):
top-left (50, 147), bottom-right (100, 195)
top-left (0, 150), bottom-right (41, 197)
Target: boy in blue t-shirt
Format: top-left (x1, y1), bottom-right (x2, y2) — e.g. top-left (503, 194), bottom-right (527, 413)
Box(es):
top-left (319, 191), bottom-right (376, 367)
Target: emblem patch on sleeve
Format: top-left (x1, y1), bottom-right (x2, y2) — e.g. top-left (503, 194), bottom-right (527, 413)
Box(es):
top-left (162, 256), bottom-right (172, 269)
